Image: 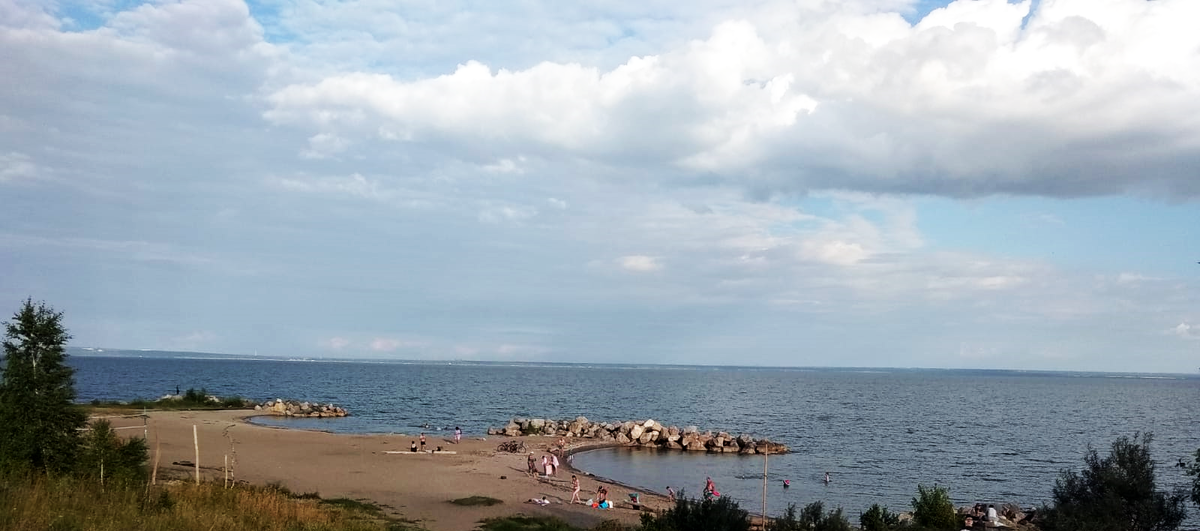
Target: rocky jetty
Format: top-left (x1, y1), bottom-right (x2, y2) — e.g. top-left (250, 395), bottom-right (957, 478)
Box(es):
top-left (487, 416), bottom-right (788, 454)
top-left (253, 398), bottom-right (349, 418)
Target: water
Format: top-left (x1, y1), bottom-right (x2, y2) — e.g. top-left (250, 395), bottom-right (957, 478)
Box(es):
top-left (70, 356), bottom-right (1200, 520)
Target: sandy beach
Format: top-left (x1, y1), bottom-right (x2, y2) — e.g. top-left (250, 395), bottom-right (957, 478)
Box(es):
top-left (101, 410), bottom-right (670, 531)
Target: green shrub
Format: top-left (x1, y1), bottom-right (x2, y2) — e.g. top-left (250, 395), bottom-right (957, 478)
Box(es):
top-left (448, 495), bottom-right (503, 506)
top-left (182, 387), bottom-right (208, 404)
top-left (911, 485), bottom-right (956, 531)
top-left (1041, 433), bottom-right (1186, 531)
top-left (478, 515), bottom-right (580, 531)
top-left (76, 419), bottom-right (148, 486)
top-left (859, 504), bottom-right (901, 531)
top-left (767, 502), bottom-right (852, 531)
top-left (639, 495), bottom-right (750, 531)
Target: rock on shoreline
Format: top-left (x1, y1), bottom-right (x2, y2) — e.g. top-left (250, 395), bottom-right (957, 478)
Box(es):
top-left (253, 398), bottom-right (349, 418)
top-left (487, 416), bottom-right (788, 454)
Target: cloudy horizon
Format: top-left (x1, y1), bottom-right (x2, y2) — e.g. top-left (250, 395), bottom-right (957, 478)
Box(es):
top-left (2, 0), bottom-right (1198, 373)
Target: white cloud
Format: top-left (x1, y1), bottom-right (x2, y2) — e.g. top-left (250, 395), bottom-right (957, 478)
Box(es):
top-left (1171, 323), bottom-right (1199, 340)
top-left (322, 337), bottom-right (351, 350)
top-left (301, 133), bottom-right (349, 159)
top-left (618, 255), bottom-right (662, 272)
top-left (0, 152), bottom-right (39, 183)
top-left (265, 0), bottom-right (1200, 198)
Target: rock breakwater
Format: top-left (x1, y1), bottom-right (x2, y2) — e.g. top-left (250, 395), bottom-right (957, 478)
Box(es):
top-left (253, 398), bottom-right (349, 418)
top-left (488, 416), bottom-right (788, 454)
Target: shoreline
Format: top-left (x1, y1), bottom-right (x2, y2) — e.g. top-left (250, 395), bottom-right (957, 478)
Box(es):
top-left (101, 409), bottom-right (672, 531)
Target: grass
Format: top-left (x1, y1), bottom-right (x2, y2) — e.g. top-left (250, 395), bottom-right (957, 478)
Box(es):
top-left (0, 473), bottom-right (424, 531)
top-left (450, 496), bottom-right (504, 507)
top-left (477, 515), bottom-right (583, 531)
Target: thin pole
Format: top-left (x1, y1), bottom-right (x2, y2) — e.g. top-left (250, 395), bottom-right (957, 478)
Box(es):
top-left (193, 424), bottom-right (200, 485)
top-left (761, 446), bottom-right (768, 529)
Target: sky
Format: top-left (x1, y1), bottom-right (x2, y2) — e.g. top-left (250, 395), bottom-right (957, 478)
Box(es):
top-left (1, 0), bottom-right (1198, 373)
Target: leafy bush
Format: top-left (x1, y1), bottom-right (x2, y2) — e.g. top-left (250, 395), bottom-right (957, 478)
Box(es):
top-left (1040, 432), bottom-right (1186, 531)
top-left (182, 387), bottom-right (209, 404)
top-left (1178, 448), bottom-right (1200, 509)
top-left (767, 501), bottom-right (852, 531)
top-left (639, 495), bottom-right (750, 531)
top-left (478, 515), bottom-right (580, 531)
top-left (860, 504), bottom-right (901, 531)
top-left (910, 485), bottom-right (957, 530)
top-left (77, 419), bottom-right (148, 486)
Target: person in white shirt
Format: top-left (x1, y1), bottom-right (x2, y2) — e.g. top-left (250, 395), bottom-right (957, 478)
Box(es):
top-left (986, 505), bottom-right (999, 524)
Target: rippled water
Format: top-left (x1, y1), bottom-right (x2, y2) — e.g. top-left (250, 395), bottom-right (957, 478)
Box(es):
top-left (71, 356), bottom-right (1200, 521)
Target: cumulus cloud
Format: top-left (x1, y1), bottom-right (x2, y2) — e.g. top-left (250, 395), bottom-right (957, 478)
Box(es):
top-left (1172, 323), bottom-right (1199, 340)
top-left (265, 0), bottom-right (1200, 198)
top-left (619, 255), bottom-right (662, 272)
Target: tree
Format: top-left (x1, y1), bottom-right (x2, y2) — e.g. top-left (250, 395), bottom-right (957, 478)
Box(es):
top-left (911, 484), bottom-right (957, 530)
top-left (0, 299), bottom-right (87, 474)
top-left (1041, 433), bottom-right (1186, 531)
top-left (1176, 448), bottom-right (1200, 509)
top-left (639, 494), bottom-right (751, 531)
top-left (77, 419), bottom-right (149, 486)
top-left (859, 504), bottom-right (901, 531)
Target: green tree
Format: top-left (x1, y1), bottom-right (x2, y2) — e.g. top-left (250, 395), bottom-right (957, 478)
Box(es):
top-left (1041, 433), bottom-right (1186, 531)
top-left (859, 504), bottom-right (901, 531)
top-left (910, 484), bottom-right (957, 530)
top-left (77, 419), bottom-right (149, 486)
top-left (639, 494), bottom-right (751, 531)
top-left (0, 299), bottom-right (87, 474)
top-left (1178, 448), bottom-right (1200, 509)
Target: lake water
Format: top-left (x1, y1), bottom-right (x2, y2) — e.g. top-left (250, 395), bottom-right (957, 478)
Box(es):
top-left (69, 356), bottom-right (1200, 522)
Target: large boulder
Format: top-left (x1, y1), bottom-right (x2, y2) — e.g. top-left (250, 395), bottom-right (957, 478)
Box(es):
top-left (630, 425), bottom-right (645, 440)
top-left (616, 432), bottom-right (631, 445)
top-left (686, 440), bottom-right (707, 452)
top-left (642, 419), bottom-right (656, 428)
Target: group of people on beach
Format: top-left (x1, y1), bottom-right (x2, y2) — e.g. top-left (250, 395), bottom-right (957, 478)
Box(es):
top-left (408, 426), bottom-right (462, 452)
top-left (527, 452), bottom-right (560, 477)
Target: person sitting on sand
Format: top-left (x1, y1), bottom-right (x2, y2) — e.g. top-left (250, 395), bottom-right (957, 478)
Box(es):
top-left (597, 486), bottom-right (608, 505)
top-left (410, 441), bottom-right (418, 452)
top-left (525, 496), bottom-right (550, 506)
top-left (571, 475), bottom-right (581, 504)
top-left (986, 505), bottom-right (998, 524)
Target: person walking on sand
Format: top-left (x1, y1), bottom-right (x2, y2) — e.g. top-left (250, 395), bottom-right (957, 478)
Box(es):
top-left (571, 475), bottom-right (581, 504)
top-left (419, 432), bottom-right (426, 451)
top-left (551, 453), bottom-right (560, 476)
top-left (454, 426), bottom-right (462, 444)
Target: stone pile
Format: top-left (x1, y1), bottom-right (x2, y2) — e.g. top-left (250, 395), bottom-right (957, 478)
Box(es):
top-left (253, 398), bottom-right (349, 418)
top-left (487, 416), bottom-right (788, 454)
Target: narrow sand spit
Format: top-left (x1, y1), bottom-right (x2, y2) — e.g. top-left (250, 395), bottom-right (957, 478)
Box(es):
top-left (104, 410), bottom-right (670, 531)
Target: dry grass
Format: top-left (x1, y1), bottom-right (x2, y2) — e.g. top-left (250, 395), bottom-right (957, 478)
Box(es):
top-left (0, 474), bottom-right (422, 531)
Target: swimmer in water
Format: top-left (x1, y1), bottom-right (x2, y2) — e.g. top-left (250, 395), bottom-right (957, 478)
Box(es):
top-left (824, 472), bottom-right (830, 484)
top-left (783, 479), bottom-right (790, 488)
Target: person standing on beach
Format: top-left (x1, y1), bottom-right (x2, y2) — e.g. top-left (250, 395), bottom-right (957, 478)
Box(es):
top-left (419, 432), bottom-right (426, 451)
top-left (527, 453), bottom-right (537, 477)
top-left (551, 453), bottom-right (560, 476)
top-left (542, 455), bottom-right (550, 477)
top-left (666, 486), bottom-right (676, 502)
top-left (571, 475), bottom-right (581, 503)
top-left (454, 426), bottom-right (462, 444)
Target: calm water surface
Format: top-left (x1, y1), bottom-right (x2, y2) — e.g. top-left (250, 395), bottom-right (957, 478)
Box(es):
top-left (70, 356), bottom-right (1200, 521)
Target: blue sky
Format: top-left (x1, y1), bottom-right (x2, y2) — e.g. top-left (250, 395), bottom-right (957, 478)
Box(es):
top-left (2, 0), bottom-right (1198, 372)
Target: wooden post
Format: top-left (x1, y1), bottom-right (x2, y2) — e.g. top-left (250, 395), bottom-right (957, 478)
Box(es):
top-left (761, 446), bottom-right (768, 529)
top-left (152, 430), bottom-right (161, 486)
top-left (100, 457), bottom-right (105, 491)
top-left (193, 424), bottom-right (200, 485)
top-left (224, 454), bottom-right (229, 488)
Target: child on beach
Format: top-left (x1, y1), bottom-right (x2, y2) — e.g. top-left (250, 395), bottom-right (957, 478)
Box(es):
top-left (571, 475), bottom-right (581, 504)
top-left (419, 433), bottom-right (426, 450)
top-left (454, 426), bottom-right (461, 444)
top-left (410, 441), bottom-right (417, 452)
